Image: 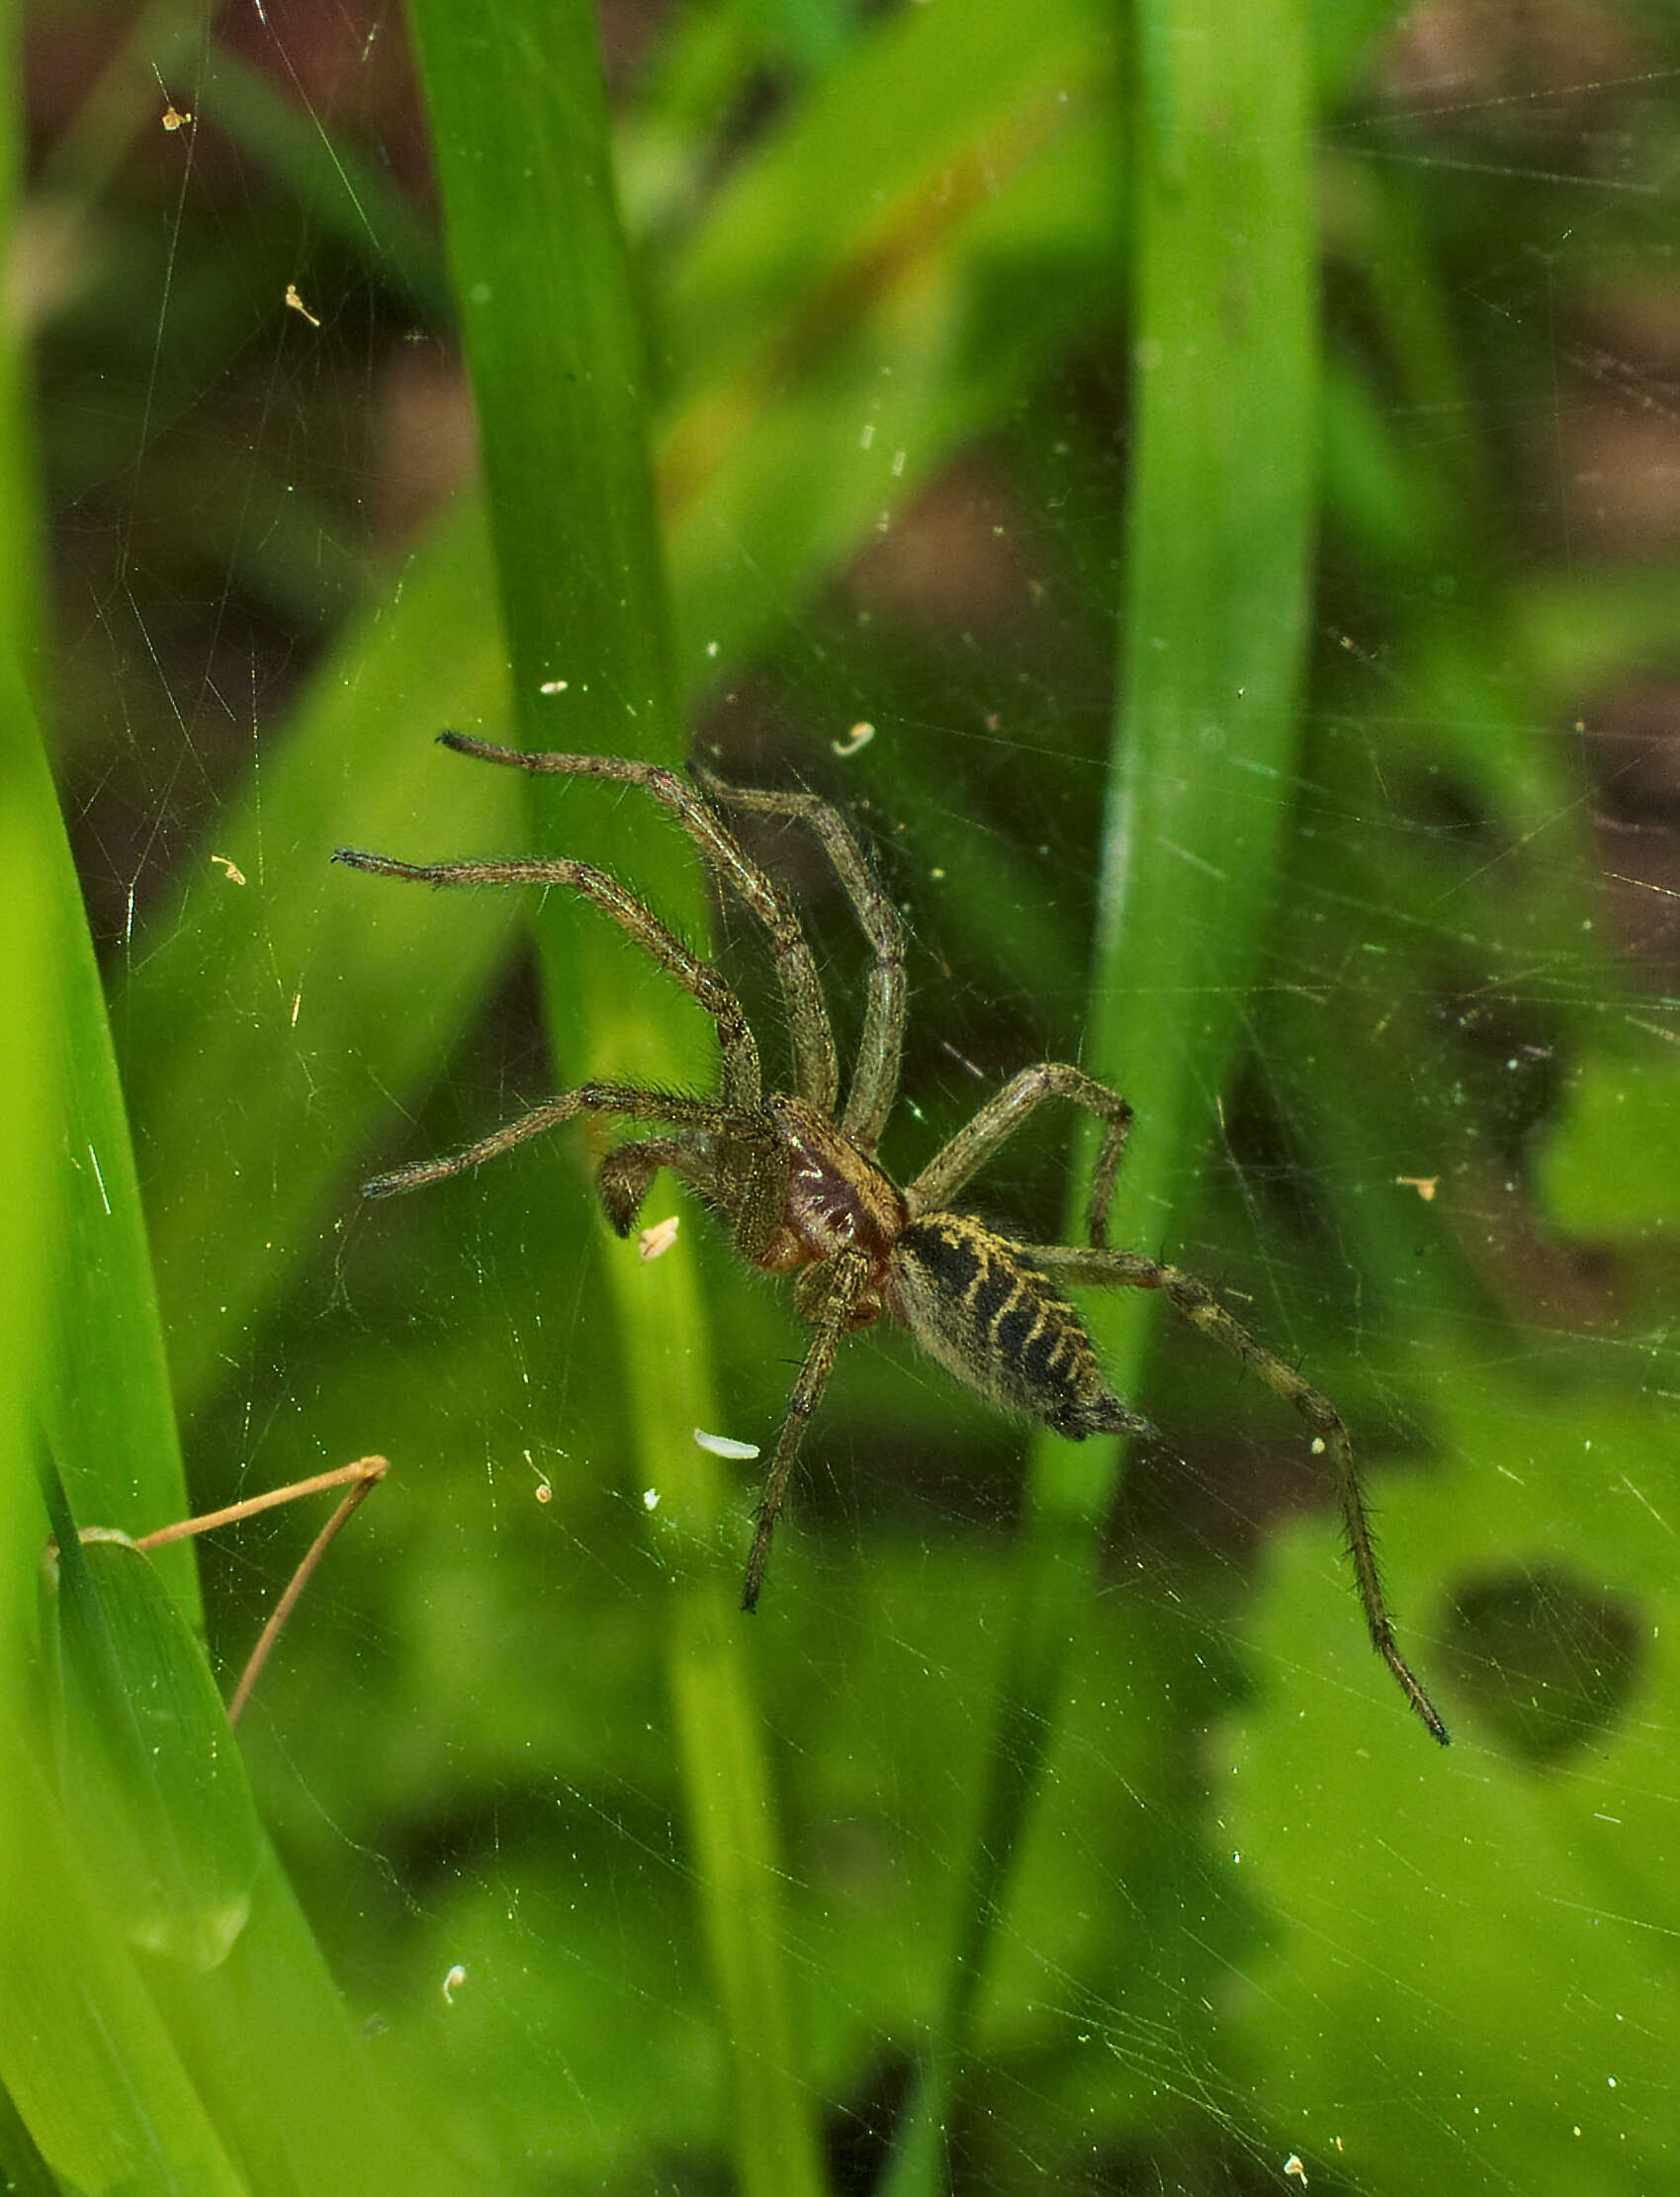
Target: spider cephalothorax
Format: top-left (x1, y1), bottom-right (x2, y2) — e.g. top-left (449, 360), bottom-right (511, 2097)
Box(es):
top-left (335, 735), bottom-right (1448, 1745)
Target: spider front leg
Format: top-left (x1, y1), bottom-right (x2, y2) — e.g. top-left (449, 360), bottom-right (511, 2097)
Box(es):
top-left (358, 1086), bottom-right (749, 1199)
top-left (697, 772), bottom-right (908, 1153)
top-left (1027, 1242), bottom-right (1450, 1745)
top-left (429, 734), bottom-right (841, 1114)
top-left (332, 841), bottom-right (763, 1110)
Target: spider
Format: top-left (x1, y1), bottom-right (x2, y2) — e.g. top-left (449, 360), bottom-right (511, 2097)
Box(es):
top-left (335, 734), bottom-right (1449, 1746)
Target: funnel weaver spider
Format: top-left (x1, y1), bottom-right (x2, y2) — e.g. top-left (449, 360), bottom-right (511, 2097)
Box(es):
top-left (335, 735), bottom-right (1448, 1746)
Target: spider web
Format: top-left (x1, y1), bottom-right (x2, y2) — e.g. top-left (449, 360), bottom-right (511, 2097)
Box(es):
top-left (35, 1), bottom-right (1680, 2191)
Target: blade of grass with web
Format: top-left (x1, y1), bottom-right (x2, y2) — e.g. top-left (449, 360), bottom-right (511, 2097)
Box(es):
top-left (884, 1), bottom-right (1320, 2183)
top-left (399, 4), bottom-right (824, 2189)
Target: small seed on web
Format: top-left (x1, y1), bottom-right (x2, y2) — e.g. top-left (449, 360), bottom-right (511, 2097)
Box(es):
top-left (694, 1429), bottom-right (760, 1461)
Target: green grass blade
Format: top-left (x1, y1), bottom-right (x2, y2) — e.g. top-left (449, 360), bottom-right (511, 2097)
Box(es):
top-left (6, 786), bottom-right (481, 2197)
top-left (53, 1529), bottom-right (262, 1972)
top-left (0, 2080), bottom-right (59, 2197)
top-left (400, 4), bottom-right (824, 2188)
top-left (1, 0), bottom-right (192, 1601)
top-left (888, 1), bottom-right (1320, 2182)
top-left (43, 736), bottom-right (195, 1579)
top-left (41, 1482), bottom-right (480, 2195)
top-left (2, 521), bottom-right (192, 1603)
top-left (663, 0), bottom-right (1105, 395)
top-left (0, 0), bottom-right (49, 1696)
top-left (0, 1735), bottom-right (250, 2197)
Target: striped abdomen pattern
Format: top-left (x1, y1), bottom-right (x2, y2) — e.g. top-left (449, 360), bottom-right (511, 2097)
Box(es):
top-left (886, 1213), bottom-right (1138, 1439)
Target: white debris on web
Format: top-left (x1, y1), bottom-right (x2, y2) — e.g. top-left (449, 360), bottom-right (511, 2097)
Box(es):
top-left (1283, 2158), bottom-right (1307, 2185)
top-left (832, 720), bottom-right (875, 757)
top-left (209, 853), bottom-right (245, 884)
top-left (284, 284), bottom-right (320, 327)
top-left (1396, 1174), bottom-right (1440, 1201)
top-left (442, 1965), bottom-right (467, 2004)
top-left (540, 677), bottom-right (569, 693)
top-left (693, 1429), bottom-right (760, 1461)
top-left (642, 1488), bottom-right (661, 1512)
top-left (639, 1214), bottom-right (680, 1261)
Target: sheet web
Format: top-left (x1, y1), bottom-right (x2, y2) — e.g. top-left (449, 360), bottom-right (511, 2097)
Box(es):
top-left (34, 2), bottom-right (1680, 2192)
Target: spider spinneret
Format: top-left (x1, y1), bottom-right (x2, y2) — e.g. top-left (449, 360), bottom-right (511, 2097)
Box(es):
top-left (334, 732), bottom-right (1449, 1746)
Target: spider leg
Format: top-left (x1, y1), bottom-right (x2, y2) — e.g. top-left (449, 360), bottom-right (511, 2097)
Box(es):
top-left (696, 772), bottom-right (907, 1154)
top-left (361, 1086), bottom-right (748, 1197)
top-left (333, 842), bottom-right (762, 1109)
top-left (905, 1064), bottom-right (1134, 1247)
top-left (426, 734), bottom-right (840, 1114)
top-left (740, 1248), bottom-right (870, 1611)
top-left (1025, 1243), bottom-right (1450, 1746)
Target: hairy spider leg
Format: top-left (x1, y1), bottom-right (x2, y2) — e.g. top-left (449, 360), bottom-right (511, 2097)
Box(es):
top-left (697, 771), bottom-right (908, 1155)
top-left (741, 1248), bottom-right (873, 1612)
top-left (1026, 1242), bottom-right (1450, 1746)
top-left (352, 1085), bottom-right (752, 1200)
top-left (432, 735), bottom-right (841, 1116)
top-left (331, 845), bottom-right (762, 1109)
top-left (904, 1063), bottom-right (1135, 1247)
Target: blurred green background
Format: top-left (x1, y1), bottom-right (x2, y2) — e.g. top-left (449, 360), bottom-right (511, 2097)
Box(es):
top-left (7, 0), bottom-right (1680, 2190)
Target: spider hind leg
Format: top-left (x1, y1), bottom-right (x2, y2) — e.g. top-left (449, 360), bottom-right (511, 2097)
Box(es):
top-left (1023, 1239), bottom-right (1451, 1746)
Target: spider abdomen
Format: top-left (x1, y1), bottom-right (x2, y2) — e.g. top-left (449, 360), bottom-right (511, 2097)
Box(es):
top-left (886, 1214), bottom-right (1149, 1441)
